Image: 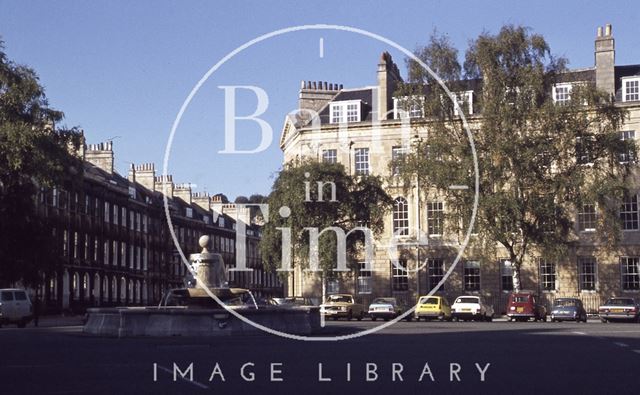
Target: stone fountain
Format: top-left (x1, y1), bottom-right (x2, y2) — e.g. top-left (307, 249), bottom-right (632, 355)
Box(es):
top-left (83, 235), bottom-right (320, 337)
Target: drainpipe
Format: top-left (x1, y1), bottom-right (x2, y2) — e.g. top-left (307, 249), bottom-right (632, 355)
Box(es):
top-left (416, 175), bottom-right (421, 299)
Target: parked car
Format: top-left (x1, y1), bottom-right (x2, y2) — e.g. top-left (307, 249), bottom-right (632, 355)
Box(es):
top-left (451, 295), bottom-right (494, 321)
top-left (278, 297), bottom-right (316, 307)
top-left (320, 294), bottom-right (364, 320)
top-left (414, 295), bottom-right (452, 321)
top-left (506, 292), bottom-right (547, 322)
top-left (550, 298), bottom-right (587, 322)
top-left (0, 288), bottom-right (33, 328)
top-left (598, 297), bottom-right (640, 323)
top-left (367, 297), bottom-right (411, 321)
top-left (161, 287), bottom-right (258, 309)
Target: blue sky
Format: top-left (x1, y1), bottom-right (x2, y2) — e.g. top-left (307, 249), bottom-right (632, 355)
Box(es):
top-left (1, 0), bottom-right (638, 200)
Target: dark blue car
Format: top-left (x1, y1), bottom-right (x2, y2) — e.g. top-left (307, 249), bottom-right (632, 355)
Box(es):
top-left (550, 298), bottom-right (587, 322)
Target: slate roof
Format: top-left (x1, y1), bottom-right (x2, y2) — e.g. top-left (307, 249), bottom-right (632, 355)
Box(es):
top-left (316, 88), bottom-right (374, 125)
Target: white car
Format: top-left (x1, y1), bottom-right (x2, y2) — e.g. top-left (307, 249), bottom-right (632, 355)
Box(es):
top-left (451, 295), bottom-right (494, 322)
top-left (0, 289), bottom-right (33, 328)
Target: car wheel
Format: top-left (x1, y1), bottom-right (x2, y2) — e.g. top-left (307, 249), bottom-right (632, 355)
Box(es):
top-left (371, 317), bottom-right (377, 321)
top-left (600, 318), bottom-right (608, 323)
top-left (542, 315), bottom-right (547, 322)
top-left (485, 315), bottom-right (493, 322)
top-left (447, 316), bottom-right (453, 322)
top-left (406, 316), bottom-right (413, 322)
top-left (357, 312), bottom-right (364, 321)
top-left (347, 311), bottom-right (353, 321)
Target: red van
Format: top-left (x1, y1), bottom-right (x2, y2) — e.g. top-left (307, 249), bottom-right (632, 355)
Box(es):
top-left (506, 292), bottom-right (547, 322)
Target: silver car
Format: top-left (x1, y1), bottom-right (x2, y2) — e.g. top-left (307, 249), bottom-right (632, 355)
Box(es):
top-left (598, 297), bottom-right (639, 322)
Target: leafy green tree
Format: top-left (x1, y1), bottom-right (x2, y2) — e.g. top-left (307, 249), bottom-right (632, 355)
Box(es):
top-left (0, 40), bottom-right (82, 287)
top-left (234, 195), bottom-right (249, 204)
top-left (393, 26), bottom-right (630, 291)
top-left (260, 160), bottom-right (392, 286)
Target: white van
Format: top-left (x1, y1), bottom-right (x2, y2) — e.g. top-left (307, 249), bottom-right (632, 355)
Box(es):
top-left (0, 289), bottom-right (33, 328)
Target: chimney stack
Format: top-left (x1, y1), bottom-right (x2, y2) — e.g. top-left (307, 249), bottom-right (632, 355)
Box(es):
top-left (174, 183), bottom-right (192, 204)
top-left (154, 175), bottom-right (174, 198)
top-left (128, 163), bottom-right (136, 182)
top-left (298, 80), bottom-right (342, 122)
top-left (132, 163), bottom-right (156, 191)
top-left (192, 192), bottom-right (211, 211)
top-left (595, 23), bottom-right (615, 97)
top-left (377, 51), bottom-right (403, 121)
top-left (85, 141), bottom-right (114, 173)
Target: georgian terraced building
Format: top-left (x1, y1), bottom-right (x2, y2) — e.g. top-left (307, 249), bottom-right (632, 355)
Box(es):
top-left (279, 24), bottom-right (640, 313)
top-left (35, 139), bottom-right (282, 313)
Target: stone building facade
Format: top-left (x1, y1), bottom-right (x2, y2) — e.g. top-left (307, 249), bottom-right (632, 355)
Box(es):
top-left (34, 140), bottom-right (281, 313)
top-left (279, 24), bottom-right (640, 313)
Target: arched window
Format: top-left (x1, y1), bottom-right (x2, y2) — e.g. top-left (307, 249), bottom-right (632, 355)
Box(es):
top-left (135, 280), bottom-right (141, 304)
top-left (142, 281), bottom-right (148, 304)
top-left (393, 197), bottom-right (409, 236)
top-left (82, 273), bottom-right (89, 299)
top-left (73, 273), bottom-right (80, 299)
top-left (93, 273), bottom-right (100, 301)
top-left (120, 277), bottom-right (126, 302)
top-left (49, 273), bottom-right (58, 301)
top-left (128, 279), bottom-right (134, 303)
top-left (102, 276), bottom-right (108, 302)
top-left (111, 276), bottom-right (117, 302)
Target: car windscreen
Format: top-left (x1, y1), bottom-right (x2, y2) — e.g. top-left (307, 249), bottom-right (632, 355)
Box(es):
top-left (605, 298), bottom-right (635, 306)
top-left (554, 299), bottom-right (577, 307)
top-left (327, 296), bottom-right (351, 303)
top-left (14, 291), bottom-right (27, 300)
top-left (372, 298), bottom-right (395, 305)
top-left (512, 296), bottom-right (530, 303)
top-left (455, 297), bottom-right (479, 304)
top-left (0, 291), bottom-right (14, 301)
top-left (418, 297), bottom-right (439, 305)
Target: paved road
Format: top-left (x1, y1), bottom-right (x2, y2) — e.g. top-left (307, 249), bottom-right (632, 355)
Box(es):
top-left (1, 319), bottom-right (639, 394)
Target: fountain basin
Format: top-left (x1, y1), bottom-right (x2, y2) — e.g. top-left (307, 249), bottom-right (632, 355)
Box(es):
top-left (83, 305), bottom-right (321, 337)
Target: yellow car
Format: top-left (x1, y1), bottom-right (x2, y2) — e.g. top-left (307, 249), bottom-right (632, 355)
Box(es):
top-left (415, 295), bottom-right (452, 321)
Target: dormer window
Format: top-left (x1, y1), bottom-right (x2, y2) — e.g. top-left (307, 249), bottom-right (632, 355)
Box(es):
top-left (553, 83), bottom-right (572, 105)
top-left (623, 77), bottom-right (640, 102)
top-left (186, 207), bottom-right (193, 218)
top-left (453, 91), bottom-right (474, 116)
top-left (329, 100), bottom-right (361, 123)
top-left (393, 96), bottom-right (424, 119)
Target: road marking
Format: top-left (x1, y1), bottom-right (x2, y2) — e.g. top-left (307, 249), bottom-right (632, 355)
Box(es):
top-left (572, 331), bottom-right (586, 335)
top-left (319, 37), bottom-right (324, 58)
top-left (448, 185), bottom-right (469, 190)
top-left (614, 342), bottom-right (629, 347)
top-left (157, 364), bottom-right (209, 390)
top-left (633, 350), bottom-right (640, 355)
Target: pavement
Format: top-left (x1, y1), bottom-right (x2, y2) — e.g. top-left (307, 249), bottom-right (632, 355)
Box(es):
top-left (1, 319), bottom-right (640, 394)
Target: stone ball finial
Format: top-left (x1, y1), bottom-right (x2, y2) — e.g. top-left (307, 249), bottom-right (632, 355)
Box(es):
top-left (198, 235), bottom-right (210, 252)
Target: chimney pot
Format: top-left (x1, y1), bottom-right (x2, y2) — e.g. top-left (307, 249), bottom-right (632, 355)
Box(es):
top-left (605, 23), bottom-right (612, 36)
